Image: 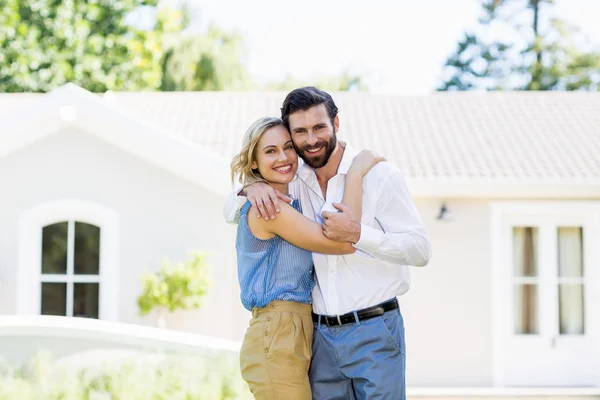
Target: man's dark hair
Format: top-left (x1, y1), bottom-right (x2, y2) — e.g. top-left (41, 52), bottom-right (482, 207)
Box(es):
top-left (280, 87), bottom-right (339, 129)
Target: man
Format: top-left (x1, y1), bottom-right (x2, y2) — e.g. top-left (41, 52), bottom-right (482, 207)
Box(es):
top-left (224, 87), bottom-right (432, 399)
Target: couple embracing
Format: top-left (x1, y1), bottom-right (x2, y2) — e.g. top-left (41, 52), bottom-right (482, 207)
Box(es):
top-left (224, 87), bottom-right (432, 400)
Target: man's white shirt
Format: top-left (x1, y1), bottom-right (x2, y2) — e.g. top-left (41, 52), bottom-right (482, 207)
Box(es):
top-left (224, 143), bottom-right (432, 316)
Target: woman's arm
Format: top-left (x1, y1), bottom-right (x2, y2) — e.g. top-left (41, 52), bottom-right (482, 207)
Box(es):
top-left (249, 201), bottom-right (355, 254)
top-left (247, 150), bottom-right (384, 255)
top-left (339, 149), bottom-right (383, 222)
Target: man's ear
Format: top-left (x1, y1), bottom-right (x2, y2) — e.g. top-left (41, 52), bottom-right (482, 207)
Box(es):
top-left (333, 115), bottom-right (340, 133)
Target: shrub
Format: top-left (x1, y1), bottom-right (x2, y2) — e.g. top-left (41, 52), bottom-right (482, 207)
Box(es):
top-left (137, 251), bottom-right (212, 328)
top-left (0, 350), bottom-right (251, 400)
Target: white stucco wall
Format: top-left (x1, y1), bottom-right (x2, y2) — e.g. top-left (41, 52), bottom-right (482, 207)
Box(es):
top-left (0, 127), bottom-right (251, 341)
top-left (403, 199), bottom-right (494, 387)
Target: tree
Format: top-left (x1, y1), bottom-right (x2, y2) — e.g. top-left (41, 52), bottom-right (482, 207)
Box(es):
top-left (0, 0), bottom-right (255, 93)
top-left (438, 0), bottom-right (600, 91)
top-left (0, 0), bottom-right (180, 92)
top-left (137, 251), bottom-right (211, 329)
top-left (264, 71), bottom-right (368, 92)
top-left (160, 24), bottom-right (251, 91)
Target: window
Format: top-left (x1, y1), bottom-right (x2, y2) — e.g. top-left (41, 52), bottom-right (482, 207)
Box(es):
top-left (17, 200), bottom-right (120, 321)
top-left (557, 226), bottom-right (585, 335)
top-left (512, 226), bottom-right (539, 334)
top-left (41, 221), bottom-right (101, 318)
top-left (511, 225), bottom-right (585, 335)
top-left (491, 201), bottom-right (600, 387)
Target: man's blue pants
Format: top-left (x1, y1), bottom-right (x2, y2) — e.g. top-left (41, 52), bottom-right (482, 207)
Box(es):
top-left (309, 304), bottom-right (406, 400)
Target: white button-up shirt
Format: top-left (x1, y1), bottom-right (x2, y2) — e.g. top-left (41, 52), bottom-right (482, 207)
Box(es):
top-left (225, 143), bottom-right (432, 316)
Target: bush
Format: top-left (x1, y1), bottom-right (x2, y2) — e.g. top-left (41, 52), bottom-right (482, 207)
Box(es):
top-left (0, 350), bottom-right (251, 400)
top-left (137, 251), bottom-right (212, 328)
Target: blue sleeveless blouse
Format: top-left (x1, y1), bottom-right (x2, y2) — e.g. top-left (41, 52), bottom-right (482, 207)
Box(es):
top-left (235, 199), bottom-right (314, 311)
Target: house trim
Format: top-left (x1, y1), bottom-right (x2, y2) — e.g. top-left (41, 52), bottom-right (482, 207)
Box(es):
top-left (17, 199), bottom-right (121, 321)
top-left (409, 179), bottom-right (600, 199)
top-left (0, 84), bottom-right (232, 197)
top-left (490, 201), bottom-right (600, 387)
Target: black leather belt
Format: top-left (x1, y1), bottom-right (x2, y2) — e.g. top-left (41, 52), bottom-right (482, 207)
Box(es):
top-left (312, 298), bottom-right (399, 327)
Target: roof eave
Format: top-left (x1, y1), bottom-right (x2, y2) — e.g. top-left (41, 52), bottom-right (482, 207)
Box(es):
top-left (409, 179), bottom-right (600, 199)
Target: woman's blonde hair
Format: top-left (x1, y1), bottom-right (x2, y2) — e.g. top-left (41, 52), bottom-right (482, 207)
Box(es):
top-left (231, 116), bottom-right (285, 185)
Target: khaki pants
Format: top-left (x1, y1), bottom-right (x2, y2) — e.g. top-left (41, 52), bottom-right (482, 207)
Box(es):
top-left (240, 301), bottom-right (313, 400)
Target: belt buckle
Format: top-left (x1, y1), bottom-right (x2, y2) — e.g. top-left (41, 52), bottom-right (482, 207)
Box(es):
top-left (323, 315), bottom-right (342, 326)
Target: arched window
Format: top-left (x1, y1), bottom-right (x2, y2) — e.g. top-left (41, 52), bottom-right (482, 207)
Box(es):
top-left (41, 221), bottom-right (101, 318)
top-left (17, 200), bottom-right (120, 320)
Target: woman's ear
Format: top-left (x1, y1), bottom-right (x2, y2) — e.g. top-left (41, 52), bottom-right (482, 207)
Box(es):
top-left (251, 161), bottom-right (257, 170)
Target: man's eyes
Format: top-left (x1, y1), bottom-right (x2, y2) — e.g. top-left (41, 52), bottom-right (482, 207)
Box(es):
top-left (293, 126), bottom-right (325, 134)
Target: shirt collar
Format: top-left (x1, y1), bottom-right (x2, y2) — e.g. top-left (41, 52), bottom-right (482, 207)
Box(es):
top-left (298, 141), bottom-right (357, 181)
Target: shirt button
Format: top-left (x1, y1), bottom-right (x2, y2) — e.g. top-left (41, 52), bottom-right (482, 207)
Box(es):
top-left (267, 317), bottom-right (271, 321)
top-left (265, 331), bottom-right (269, 336)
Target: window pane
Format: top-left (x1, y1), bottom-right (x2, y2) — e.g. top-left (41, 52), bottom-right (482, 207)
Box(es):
top-left (513, 227), bottom-right (538, 277)
top-left (558, 227), bottom-right (583, 277)
top-left (73, 283), bottom-right (99, 319)
top-left (514, 284), bottom-right (538, 334)
top-left (559, 284), bottom-right (584, 335)
top-left (41, 283), bottom-right (66, 316)
top-left (74, 222), bottom-right (100, 275)
top-left (42, 222), bottom-right (68, 274)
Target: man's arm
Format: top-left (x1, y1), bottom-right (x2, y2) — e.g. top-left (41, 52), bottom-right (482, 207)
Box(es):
top-left (223, 185), bottom-right (246, 224)
top-left (323, 164), bottom-right (432, 266)
top-left (356, 166), bottom-right (432, 266)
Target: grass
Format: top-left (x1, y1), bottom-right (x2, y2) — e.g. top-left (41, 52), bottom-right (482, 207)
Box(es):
top-left (0, 349), bottom-right (252, 400)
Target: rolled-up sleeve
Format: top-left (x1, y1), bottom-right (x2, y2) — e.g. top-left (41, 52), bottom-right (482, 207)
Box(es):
top-left (223, 185), bottom-right (245, 225)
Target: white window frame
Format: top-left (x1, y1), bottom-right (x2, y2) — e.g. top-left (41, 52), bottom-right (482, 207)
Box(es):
top-left (490, 200), bottom-right (600, 387)
top-left (17, 199), bottom-right (120, 321)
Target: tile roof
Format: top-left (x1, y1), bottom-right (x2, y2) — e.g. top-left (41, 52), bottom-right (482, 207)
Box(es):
top-left (2, 90), bottom-right (600, 182)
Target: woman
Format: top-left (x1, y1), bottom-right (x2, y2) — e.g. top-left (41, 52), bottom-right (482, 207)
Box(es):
top-left (230, 116), bottom-right (383, 399)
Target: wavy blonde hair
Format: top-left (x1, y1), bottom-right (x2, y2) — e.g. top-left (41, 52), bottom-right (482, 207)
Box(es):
top-left (231, 116), bottom-right (285, 185)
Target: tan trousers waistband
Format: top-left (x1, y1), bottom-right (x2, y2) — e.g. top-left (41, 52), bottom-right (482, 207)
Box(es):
top-left (251, 300), bottom-right (312, 317)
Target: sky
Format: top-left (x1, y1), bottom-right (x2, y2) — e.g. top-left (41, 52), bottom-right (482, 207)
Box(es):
top-left (184, 0), bottom-right (600, 95)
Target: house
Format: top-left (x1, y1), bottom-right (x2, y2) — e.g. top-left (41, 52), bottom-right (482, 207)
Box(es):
top-left (0, 84), bottom-right (599, 395)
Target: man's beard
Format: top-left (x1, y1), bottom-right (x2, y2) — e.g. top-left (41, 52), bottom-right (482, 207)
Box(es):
top-left (295, 134), bottom-right (337, 169)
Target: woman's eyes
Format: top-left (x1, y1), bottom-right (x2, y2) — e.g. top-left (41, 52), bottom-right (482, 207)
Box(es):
top-left (266, 145), bottom-right (293, 154)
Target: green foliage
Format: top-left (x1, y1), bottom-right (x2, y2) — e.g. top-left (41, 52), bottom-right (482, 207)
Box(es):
top-left (264, 71), bottom-right (368, 92)
top-left (137, 251), bottom-right (211, 319)
top-left (160, 24), bottom-right (251, 91)
top-left (0, 0), bottom-right (365, 93)
top-left (0, 0), bottom-right (253, 93)
top-left (0, 350), bottom-right (251, 399)
top-left (0, 0), bottom-right (172, 92)
top-left (438, 0), bottom-right (600, 91)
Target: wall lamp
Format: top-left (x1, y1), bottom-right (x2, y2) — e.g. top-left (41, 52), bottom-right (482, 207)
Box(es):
top-left (436, 202), bottom-right (454, 222)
